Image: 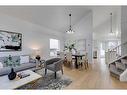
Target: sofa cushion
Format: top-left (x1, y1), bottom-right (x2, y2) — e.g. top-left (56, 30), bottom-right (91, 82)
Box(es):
top-left (0, 63), bottom-right (36, 76)
top-left (14, 63), bottom-right (36, 72)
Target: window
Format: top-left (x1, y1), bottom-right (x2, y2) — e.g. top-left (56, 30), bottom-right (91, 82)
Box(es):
top-left (50, 38), bottom-right (60, 57)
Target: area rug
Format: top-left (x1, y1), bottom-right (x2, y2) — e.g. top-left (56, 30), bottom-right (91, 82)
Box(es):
top-left (18, 69), bottom-right (72, 90)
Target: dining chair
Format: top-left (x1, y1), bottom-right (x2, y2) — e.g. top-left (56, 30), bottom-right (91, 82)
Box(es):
top-left (58, 51), bottom-right (67, 66)
top-left (66, 52), bottom-right (73, 67)
top-left (84, 54), bottom-right (89, 69)
top-left (77, 54), bottom-right (89, 69)
top-left (59, 52), bottom-right (65, 60)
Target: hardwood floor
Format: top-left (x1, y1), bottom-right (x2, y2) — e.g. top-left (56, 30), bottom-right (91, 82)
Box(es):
top-left (64, 58), bottom-right (127, 89)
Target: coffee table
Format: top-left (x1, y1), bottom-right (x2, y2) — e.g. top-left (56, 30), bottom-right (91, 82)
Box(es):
top-left (0, 70), bottom-right (42, 89)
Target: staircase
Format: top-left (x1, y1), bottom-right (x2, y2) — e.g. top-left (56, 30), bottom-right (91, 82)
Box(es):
top-left (108, 42), bottom-right (127, 81)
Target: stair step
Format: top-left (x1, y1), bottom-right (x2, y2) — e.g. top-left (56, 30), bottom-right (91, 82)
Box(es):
top-left (108, 54), bottom-right (127, 81)
top-left (109, 54), bottom-right (127, 65)
top-left (121, 59), bottom-right (127, 65)
top-left (115, 62), bottom-right (126, 71)
top-left (109, 64), bottom-right (123, 76)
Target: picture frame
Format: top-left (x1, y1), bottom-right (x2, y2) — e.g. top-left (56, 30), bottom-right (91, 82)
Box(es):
top-left (0, 30), bottom-right (22, 52)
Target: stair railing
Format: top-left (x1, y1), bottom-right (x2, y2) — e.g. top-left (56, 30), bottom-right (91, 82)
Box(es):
top-left (107, 41), bottom-right (127, 64)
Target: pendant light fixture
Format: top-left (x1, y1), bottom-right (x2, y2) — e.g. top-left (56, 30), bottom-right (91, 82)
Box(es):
top-left (110, 12), bottom-right (114, 35)
top-left (66, 14), bottom-right (75, 34)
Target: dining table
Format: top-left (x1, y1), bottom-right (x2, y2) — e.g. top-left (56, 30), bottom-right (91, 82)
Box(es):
top-left (72, 54), bottom-right (85, 69)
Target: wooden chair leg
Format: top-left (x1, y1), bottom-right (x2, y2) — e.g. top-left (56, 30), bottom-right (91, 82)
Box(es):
top-left (81, 62), bottom-right (83, 68)
top-left (87, 62), bottom-right (89, 68)
top-left (69, 61), bottom-right (71, 67)
top-left (83, 61), bottom-right (87, 69)
top-left (85, 63), bottom-right (87, 69)
top-left (67, 61), bottom-right (70, 67)
top-left (77, 62), bottom-right (79, 69)
top-left (68, 61), bottom-right (72, 68)
top-left (67, 61), bottom-right (69, 67)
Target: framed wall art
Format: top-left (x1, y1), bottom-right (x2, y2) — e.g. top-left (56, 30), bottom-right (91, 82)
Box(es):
top-left (0, 30), bottom-right (22, 52)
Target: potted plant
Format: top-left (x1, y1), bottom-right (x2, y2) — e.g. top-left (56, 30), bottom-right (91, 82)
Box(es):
top-left (64, 43), bottom-right (77, 52)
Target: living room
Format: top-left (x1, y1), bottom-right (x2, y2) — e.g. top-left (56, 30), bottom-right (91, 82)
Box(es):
top-left (0, 5), bottom-right (127, 90)
top-left (0, 6), bottom-right (93, 89)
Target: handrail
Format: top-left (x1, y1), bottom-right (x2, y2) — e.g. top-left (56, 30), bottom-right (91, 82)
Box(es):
top-left (109, 54), bottom-right (127, 65)
top-left (108, 42), bottom-right (127, 52)
top-left (106, 41), bottom-right (127, 64)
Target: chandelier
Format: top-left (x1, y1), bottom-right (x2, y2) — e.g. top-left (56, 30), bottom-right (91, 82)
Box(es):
top-left (110, 12), bottom-right (114, 35)
top-left (66, 14), bottom-right (75, 34)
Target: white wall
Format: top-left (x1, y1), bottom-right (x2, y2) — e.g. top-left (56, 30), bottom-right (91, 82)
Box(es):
top-left (0, 13), bottom-right (64, 59)
top-left (93, 8), bottom-right (121, 59)
top-left (65, 11), bottom-right (93, 63)
top-left (121, 6), bottom-right (127, 43)
top-left (121, 6), bottom-right (127, 55)
top-left (93, 10), bottom-right (121, 41)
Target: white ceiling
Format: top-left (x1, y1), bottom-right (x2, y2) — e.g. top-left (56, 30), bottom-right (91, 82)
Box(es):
top-left (0, 6), bottom-right (91, 32)
top-left (92, 6), bottom-right (121, 40)
top-left (0, 6), bottom-right (121, 39)
top-left (92, 6), bottom-right (121, 28)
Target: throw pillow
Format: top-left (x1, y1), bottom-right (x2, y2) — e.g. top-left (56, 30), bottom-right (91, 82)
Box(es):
top-left (29, 58), bottom-right (36, 63)
top-left (20, 55), bottom-right (29, 64)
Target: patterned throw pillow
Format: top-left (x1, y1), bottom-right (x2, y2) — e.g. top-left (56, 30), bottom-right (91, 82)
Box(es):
top-left (4, 57), bottom-right (20, 67)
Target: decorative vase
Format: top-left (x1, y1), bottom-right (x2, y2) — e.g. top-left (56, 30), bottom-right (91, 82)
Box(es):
top-left (36, 55), bottom-right (41, 61)
top-left (8, 68), bottom-right (16, 80)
